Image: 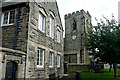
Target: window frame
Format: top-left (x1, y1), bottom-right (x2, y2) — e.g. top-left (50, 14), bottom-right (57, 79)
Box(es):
top-left (1, 10), bottom-right (15, 26)
top-left (49, 51), bottom-right (54, 68)
top-left (49, 14), bottom-right (54, 38)
top-left (37, 48), bottom-right (45, 68)
top-left (57, 26), bottom-right (61, 43)
top-left (57, 54), bottom-right (60, 67)
top-left (57, 28), bottom-right (61, 43)
top-left (38, 12), bottom-right (46, 33)
top-left (73, 19), bottom-right (77, 30)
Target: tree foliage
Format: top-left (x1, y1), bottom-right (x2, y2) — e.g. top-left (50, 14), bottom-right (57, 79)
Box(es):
top-left (87, 16), bottom-right (120, 63)
top-left (87, 16), bottom-right (120, 77)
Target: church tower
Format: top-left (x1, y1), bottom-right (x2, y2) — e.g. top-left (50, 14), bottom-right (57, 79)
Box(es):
top-left (64, 9), bottom-right (91, 64)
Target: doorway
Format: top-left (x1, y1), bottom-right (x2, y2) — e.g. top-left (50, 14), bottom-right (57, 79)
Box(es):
top-left (5, 61), bottom-right (18, 80)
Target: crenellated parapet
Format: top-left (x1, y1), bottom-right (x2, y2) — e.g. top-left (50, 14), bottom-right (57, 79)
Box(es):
top-left (64, 9), bottom-right (91, 19)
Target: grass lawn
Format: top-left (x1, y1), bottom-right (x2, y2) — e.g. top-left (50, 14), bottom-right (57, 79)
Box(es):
top-left (80, 68), bottom-right (120, 80)
top-left (60, 68), bottom-right (120, 80)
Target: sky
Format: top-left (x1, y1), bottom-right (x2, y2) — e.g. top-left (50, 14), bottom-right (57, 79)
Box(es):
top-left (57, 0), bottom-right (120, 29)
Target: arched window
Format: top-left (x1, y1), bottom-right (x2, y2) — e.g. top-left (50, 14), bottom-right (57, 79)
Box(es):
top-left (68, 57), bottom-right (71, 63)
top-left (73, 19), bottom-right (77, 30)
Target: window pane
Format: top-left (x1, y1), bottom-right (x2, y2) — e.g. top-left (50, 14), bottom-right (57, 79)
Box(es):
top-left (39, 13), bottom-right (45, 32)
top-left (40, 15), bottom-right (42, 30)
top-left (57, 55), bottom-right (60, 67)
top-left (37, 49), bottom-right (44, 67)
top-left (37, 50), bottom-right (40, 65)
top-left (49, 53), bottom-right (51, 66)
top-left (40, 49), bottom-right (43, 66)
top-left (9, 10), bottom-right (15, 24)
top-left (3, 12), bottom-right (9, 24)
top-left (73, 20), bottom-right (77, 30)
top-left (50, 15), bottom-right (54, 38)
top-left (57, 30), bottom-right (60, 43)
top-left (40, 61), bottom-right (42, 65)
top-left (42, 16), bottom-right (45, 31)
top-left (49, 52), bottom-right (54, 67)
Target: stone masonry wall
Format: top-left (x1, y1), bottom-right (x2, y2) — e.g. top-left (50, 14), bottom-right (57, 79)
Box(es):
top-left (64, 10), bottom-right (91, 64)
top-left (26, 2), bottom-right (64, 79)
top-left (16, 3), bottom-right (29, 53)
top-left (0, 47), bottom-right (26, 79)
top-left (1, 3), bottom-right (29, 53)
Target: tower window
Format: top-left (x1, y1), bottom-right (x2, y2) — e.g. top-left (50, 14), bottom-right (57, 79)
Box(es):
top-left (73, 20), bottom-right (77, 30)
top-left (68, 57), bottom-right (71, 63)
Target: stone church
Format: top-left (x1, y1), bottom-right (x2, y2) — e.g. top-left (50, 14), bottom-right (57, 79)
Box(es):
top-left (64, 9), bottom-right (91, 64)
top-left (0, 0), bottom-right (64, 79)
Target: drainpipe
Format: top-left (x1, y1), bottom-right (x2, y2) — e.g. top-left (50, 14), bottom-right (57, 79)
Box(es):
top-left (13, 5), bottom-right (19, 50)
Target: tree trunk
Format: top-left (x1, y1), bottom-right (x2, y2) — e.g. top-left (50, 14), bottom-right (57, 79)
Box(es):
top-left (113, 63), bottom-right (117, 77)
top-left (109, 63), bottom-right (112, 72)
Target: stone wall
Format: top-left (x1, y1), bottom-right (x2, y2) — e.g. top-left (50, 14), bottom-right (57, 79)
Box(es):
top-left (0, 47), bottom-right (26, 79)
top-left (2, 25), bottom-right (16, 49)
top-left (1, 1), bottom-right (64, 79)
top-left (26, 2), bottom-right (64, 79)
top-left (64, 10), bottom-right (91, 64)
top-left (68, 63), bottom-right (90, 72)
top-left (16, 3), bottom-right (29, 52)
top-left (1, 3), bottom-right (29, 53)
top-left (64, 54), bottom-right (77, 63)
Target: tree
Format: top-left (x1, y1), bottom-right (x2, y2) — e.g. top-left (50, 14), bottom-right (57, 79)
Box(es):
top-left (87, 16), bottom-right (120, 77)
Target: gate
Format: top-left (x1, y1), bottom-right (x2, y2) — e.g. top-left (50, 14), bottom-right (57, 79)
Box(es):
top-left (5, 61), bottom-right (18, 80)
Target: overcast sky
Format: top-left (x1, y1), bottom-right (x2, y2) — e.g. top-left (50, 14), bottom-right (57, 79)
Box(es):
top-left (57, 0), bottom-right (120, 28)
